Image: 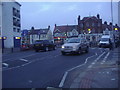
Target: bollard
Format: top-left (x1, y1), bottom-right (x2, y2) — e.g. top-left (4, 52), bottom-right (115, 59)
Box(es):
top-left (11, 47), bottom-right (13, 53)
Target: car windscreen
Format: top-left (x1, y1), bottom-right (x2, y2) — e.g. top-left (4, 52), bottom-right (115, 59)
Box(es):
top-left (101, 38), bottom-right (109, 41)
top-left (67, 38), bottom-right (81, 43)
top-left (35, 40), bottom-right (43, 43)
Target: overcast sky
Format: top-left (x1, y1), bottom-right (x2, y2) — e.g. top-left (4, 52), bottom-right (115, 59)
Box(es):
top-left (19, 2), bottom-right (118, 31)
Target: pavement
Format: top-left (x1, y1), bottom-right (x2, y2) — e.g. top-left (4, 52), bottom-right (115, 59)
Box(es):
top-left (59, 47), bottom-right (120, 89)
top-left (2, 48), bottom-right (21, 54)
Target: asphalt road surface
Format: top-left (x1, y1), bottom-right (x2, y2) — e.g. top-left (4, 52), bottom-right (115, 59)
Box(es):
top-left (2, 47), bottom-right (110, 88)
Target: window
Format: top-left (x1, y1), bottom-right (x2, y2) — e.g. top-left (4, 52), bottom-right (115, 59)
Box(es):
top-left (13, 28), bottom-right (16, 32)
top-left (92, 23), bottom-right (95, 27)
top-left (80, 23), bottom-right (83, 28)
top-left (13, 17), bottom-right (16, 26)
top-left (54, 33), bottom-right (60, 37)
top-left (86, 22), bottom-right (89, 27)
top-left (72, 29), bottom-right (78, 36)
top-left (13, 7), bottom-right (20, 18)
top-left (17, 29), bottom-right (20, 32)
top-left (13, 7), bottom-right (16, 16)
top-left (98, 23), bottom-right (101, 27)
top-left (0, 27), bottom-right (1, 35)
top-left (17, 10), bottom-right (20, 18)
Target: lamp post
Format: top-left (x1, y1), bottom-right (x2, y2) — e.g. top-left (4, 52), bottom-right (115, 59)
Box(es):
top-left (111, 0), bottom-right (115, 48)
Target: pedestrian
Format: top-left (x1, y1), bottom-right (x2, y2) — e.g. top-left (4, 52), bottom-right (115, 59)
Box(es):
top-left (109, 39), bottom-right (113, 50)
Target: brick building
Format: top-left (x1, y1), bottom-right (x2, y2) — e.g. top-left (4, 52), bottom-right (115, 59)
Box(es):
top-left (78, 14), bottom-right (102, 34)
top-left (53, 14), bottom-right (120, 45)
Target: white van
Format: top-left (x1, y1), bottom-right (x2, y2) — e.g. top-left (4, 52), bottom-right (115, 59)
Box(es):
top-left (98, 35), bottom-right (112, 49)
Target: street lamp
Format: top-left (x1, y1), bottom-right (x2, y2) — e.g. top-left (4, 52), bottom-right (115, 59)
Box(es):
top-left (115, 28), bottom-right (118, 31)
top-left (58, 37), bottom-right (60, 40)
top-left (88, 29), bottom-right (91, 34)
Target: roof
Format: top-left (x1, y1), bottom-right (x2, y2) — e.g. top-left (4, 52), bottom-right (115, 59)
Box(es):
top-left (53, 25), bottom-right (78, 33)
top-left (29, 29), bottom-right (49, 35)
top-left (82, 16), bottom-right (99, 22)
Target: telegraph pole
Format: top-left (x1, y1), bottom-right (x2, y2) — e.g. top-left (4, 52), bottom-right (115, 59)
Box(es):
top-left (111, 0), bottom-right (115, 48)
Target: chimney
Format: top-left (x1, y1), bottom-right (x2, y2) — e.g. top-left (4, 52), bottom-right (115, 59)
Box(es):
top-left (48, 25), bottom-right (50, 30)
top-left (104, 21), bottom-right (107, 25)
top-left (109, 22), bottom-right (112, 25)
top-left (115, 24), bottom-right (118, 26)
top-left (78, 15), bottom-right (80, 25)
top-left (78, 15), bottom-right (80, 20)
top-left (55, 24), bottom-right (57, 27)
top-left (97, 14), bottom-right (100, 19)
top-left (31, 26), bottom-right (34, 30)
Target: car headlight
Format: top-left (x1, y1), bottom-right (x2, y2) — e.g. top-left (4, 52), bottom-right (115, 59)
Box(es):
top-left (62, 46), bottom-right (65, 49)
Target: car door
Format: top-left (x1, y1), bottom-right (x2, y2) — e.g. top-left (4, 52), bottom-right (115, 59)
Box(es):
top-left (81, 39), bottom-right (87, 50)
top-left (48, 41), bottom-right (53, 49)
top-left (80, 39), bottom-right (84, 51)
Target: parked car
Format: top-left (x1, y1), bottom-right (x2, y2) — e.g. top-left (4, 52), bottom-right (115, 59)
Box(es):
top-left (33, 40), bottom-right (56, 52)
top-left (61, 38), bottom-right (89, 55)
top-left (21, 43), bottom-right (30, 51)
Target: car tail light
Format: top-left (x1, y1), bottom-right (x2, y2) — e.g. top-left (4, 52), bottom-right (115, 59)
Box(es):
top-left (22, 45), bottom-right (26, 47)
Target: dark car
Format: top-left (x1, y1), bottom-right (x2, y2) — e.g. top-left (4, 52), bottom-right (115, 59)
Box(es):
top-left (33, 40), bottom-right (56, 52)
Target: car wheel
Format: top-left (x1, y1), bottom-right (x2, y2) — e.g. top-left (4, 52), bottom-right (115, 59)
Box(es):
top-left (35, 50), bottom-right (39, 52)
top-left (78, 48), bottom-right (81, 54)
top-left (53, 46), bottom-right (57, 50)
top-left (45, 47), bottom-right (49, 51)
top-left (61, 52), bottom-right (66, 55)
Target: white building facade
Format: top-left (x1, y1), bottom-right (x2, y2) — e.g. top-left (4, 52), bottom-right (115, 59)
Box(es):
top-left (0, 1), bottom-right (2, 40)
top-left (1, 1), bottom-right (21, 48)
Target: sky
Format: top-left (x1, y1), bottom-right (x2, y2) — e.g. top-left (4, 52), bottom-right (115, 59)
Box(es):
top-left (19, 2), bottom-right (118, 31)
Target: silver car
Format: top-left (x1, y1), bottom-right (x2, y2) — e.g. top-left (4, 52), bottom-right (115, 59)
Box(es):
top-left (61, 38), bottom-right (89, 55)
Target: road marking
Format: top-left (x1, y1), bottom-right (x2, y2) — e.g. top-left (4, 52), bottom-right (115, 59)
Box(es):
top-left (91, 62), bottom-right (95, 64)
top-left (101, 52), bottom-right (110, 64)
top-left (88, 65), bottom-right (93, 68)
top-left (59, 52), bottom-right (97, 88)
top-left (19, 59), bottom-right (28, 62)
top-left (2, 63), bottom-right (9, 67)
top-left (111, 78), bottom-right (116, 81)
top-left (88, 52), bottom-right (106, 69)
top-left (59, 72), bottom-right (68, 87)
top-left (2, 54), bottom-right (60, 71)
top-left (3, 53), bottom-right (40, 62)
top-left (94, 52), bottom-right (106, 62)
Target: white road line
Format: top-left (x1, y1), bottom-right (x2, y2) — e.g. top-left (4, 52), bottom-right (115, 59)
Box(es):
top-left (101, 52), bottom-right (110, 64)
top-left (19, 59), bottom-right (28, 62)
top-left (94, 52), bottom-right (106, 62)
top-left (59, 52), bottom-right (97, 88)
top-left (2, 63), bottom-right (9, 67)
top-left (3, 53), bottom-right (40, 62)
top-left (59, 72), bottom-right (68, 87)
top-left (88, 65), bottom-right (93, 68)
top-left (88, 51), bottom-right (106, 69)
top-left (2, 54), bottom-right (61, 71)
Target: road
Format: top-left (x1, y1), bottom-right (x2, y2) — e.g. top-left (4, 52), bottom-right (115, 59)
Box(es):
top-left (2, 47), bottom-right (110, 88)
